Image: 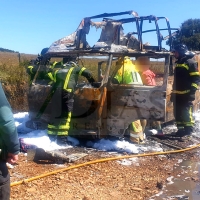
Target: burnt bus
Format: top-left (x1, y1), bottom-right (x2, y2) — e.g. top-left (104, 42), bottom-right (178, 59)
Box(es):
top-left (26, 11), bottom-right (200, 138)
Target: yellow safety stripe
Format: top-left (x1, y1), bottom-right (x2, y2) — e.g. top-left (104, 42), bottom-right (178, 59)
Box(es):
top-left (28, 66), bottom-right (34, 74)
top-left (47, 72), bottom-right (54, 81)
top-left (189, 107), bottom-right (194, 124)
top-left (176, 108), bottom-right (194, 126)
top-left (48, 130), bottom-right (69, 136)
top-left (47, 69), bottom-right (59, 84)
top-left (47, 81), bottom-right (54, 85)
top-left (79, 67), bottom-right (86, 75)
top-left (63, 67), bottom-right (74, 90)
top-left (51, 61), bottom-right (63, 69)
top-left (131, 121), bottom-right (143, 133)
top-left (176, 64), bottom-right (189, 70)
top-left (177, 123), bottom-right (194, 126)
top-left (66, 89), bottom-right (72, 92)
top-left (48, 124), bottom-right (70, 129)
top-left (53, 69), bottom-right (59, 82)
top-left (191, 83), bottom-right (198, 89)
top-left (48, 114), bottom-right (71, 130)
top-left (176, 122), bottom-right (195, 125)
top-left (184, 123), bottom-right (195, 126)
top-left (68, 112), bottom-right (72, 118)
top-left (47, 70), bottom-right (58, 85)
top-left (47, 112), bottom-right (71, 130)
top-left (190, 72), bottom-right (200, 76)
top-left (131, 122), bottom-right (140, 132)
top-left (183, 121), bottom-right (195, 126)
top-left (53, 61), bottom-right (58, 65)
top-left (172, 90), bottom-right (190, 94)
top-left (50, 61), bottom-right (57, 69)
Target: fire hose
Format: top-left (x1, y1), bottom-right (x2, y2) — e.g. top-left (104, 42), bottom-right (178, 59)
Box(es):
top-left (11, 142), bottom-right (200, 187)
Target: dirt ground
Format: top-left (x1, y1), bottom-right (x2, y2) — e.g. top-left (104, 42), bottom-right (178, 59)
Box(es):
top-left (9, 137), bottom-right (200, 200)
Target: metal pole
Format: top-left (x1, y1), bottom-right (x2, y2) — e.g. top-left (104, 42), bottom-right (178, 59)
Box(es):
top-left (18, 53), bottom-right (21, 64)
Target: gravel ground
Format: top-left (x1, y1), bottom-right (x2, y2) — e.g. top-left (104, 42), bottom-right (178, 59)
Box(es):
top-left (9, 137), bottom-right (200, 200)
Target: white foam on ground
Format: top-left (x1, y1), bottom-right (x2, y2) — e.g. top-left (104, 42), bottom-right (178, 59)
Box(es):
top-left (14, 112), bottom-right (163, 153)
top-left (14, 112), bottom-right (200, 153)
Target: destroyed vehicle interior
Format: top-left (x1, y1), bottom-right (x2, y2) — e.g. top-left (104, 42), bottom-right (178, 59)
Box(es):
top-left (47, 10), bottom-right (179, 53)
top-left (26, 11), bottom-right (200, 139)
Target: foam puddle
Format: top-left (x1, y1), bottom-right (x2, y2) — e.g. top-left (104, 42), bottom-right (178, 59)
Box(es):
top-left (150, 160), bottom-right (200, 200)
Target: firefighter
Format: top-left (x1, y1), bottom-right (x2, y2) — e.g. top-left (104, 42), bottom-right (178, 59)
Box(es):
top-left (26, 47), bottom-right (50, 84)
top-left (47, 57), bottom-right (95, 145)
top-left (170, 44), bottom-right (200, 137)
top-left (112, 56), bottom-right (143, 84)
top-left (112, 56), bottom-right (144, 144)
top-left (45, 56), bottom-right (78, 85)
top-left (51, 56), bottom-right (77, 69)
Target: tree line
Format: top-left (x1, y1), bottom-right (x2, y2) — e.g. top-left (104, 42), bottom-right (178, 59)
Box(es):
top-left (169, 19), bottom-right (200, 50)
top-left (0, 47), bottom-right (18, 53)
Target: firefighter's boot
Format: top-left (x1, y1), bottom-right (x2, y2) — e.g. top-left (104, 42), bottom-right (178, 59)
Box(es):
top-left (57, 136), bottom-right (69, 145)
top-left (130, 131), bottom-right (145, 144)
top-left (48, 135), bottom-right (57, 142)
top-left (184, 126), bottom-right (194, 136)
top-left (178, 127), bottom-right (194, 142)
top-left (129, 120), bottom-right (145, 144)
top-left (170, 128), bottom-right (186, 137)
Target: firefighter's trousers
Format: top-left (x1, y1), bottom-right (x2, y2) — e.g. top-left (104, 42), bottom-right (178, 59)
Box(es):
top-left (129, 120), bottom-right (144, 143)
top-left (173, 97), bottom-right (194, 129)
top-left (48, 89), bottom-right (74, 136)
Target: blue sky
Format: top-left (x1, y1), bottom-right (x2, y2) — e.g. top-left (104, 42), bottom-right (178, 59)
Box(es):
top-left (1, 0), bottom-right (200, 54)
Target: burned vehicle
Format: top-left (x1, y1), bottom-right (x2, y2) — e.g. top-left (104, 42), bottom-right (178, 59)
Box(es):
top-left (27, 11), bottom-right (200, 139)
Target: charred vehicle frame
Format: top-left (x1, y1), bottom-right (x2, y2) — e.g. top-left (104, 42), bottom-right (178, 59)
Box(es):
top-left (26, 11), bottom-right (200, 139)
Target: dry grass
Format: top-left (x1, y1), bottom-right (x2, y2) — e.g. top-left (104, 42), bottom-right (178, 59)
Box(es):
top-left (0, 52), bottom-right (165, 112)
top-left (0, 52), bottom-right (37, 66)
top-left (0, 52), bottom-right (36, 112)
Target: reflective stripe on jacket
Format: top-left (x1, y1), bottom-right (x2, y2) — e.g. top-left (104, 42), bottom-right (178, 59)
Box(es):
top-left (114, 57), bottom-right (143, 84)
top-left (172, 57), bottom-right (200, 94)
top-left (55, 65), bottom-right (94, 91)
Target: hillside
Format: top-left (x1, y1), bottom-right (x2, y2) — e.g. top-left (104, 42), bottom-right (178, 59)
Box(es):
top-left (0, 47), bottom-right (18, 53)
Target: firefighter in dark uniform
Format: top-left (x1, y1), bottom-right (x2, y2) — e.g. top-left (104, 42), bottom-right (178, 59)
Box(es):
top-left (47, 57), bottom-right (95, 145)
top-left (26, 47), bottom-right (50, 85)
top-left (170, 44), bottom-right (200, 137)
top-left (45, 56), bottom-right (79, 85)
